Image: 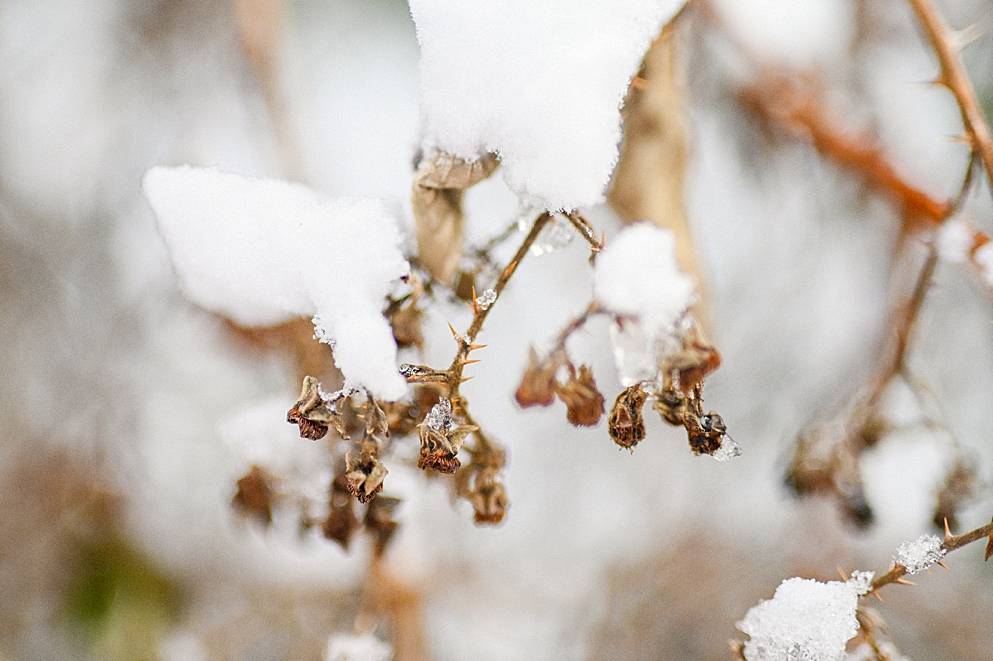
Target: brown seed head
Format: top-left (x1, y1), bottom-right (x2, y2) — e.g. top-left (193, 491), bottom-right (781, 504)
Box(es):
top-left (344, 450), bottom-right (388, 503)
top-left (556, 365), bottom-right (605, 427)
top-left (470, 476), bottom-right (508, 525)
top-left (609, 384), bottom-right (648, 449)
top-left (515, 348), bottom-right (558, 408)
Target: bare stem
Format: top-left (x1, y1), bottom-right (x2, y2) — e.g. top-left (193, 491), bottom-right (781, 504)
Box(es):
top-left (564, 211), bottom-right (604, 253)
top-left (905, 0), bottom-right (993, 196)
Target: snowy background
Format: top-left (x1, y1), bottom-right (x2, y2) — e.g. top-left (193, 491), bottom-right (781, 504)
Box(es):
top-left (1, 0), bottom-right (992, 660)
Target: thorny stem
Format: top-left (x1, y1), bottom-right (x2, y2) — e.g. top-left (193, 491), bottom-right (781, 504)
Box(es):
top-left (564, 211), bottom-right (604, 253)
top-left (551, 300), bottom-right (603, 355)
top-left (445, 213), bottom-right (552, 400)
top-left (868, 516), bottom-right (993, 593)
top-left (905, 0), bottom-right (993, 197)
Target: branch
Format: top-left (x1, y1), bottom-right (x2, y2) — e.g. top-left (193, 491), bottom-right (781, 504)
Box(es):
top-left (905, 0), bottom-right (993, 196)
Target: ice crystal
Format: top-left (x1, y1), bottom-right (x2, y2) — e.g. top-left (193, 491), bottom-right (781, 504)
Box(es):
top-left (738, 577), bottom-right (860, 661)
top-left (399, 364), bottom-right (422, 377)
top-left (529, 217), bottom-right (574, 256)
top-left (847, 571), bottom-right (874, 596)
top-left (426, 399), bottom-right (454, 432)
top-left (712, 436), bottom-right (742, 461)
top-left (895, 534), bottom-right (945, 574)
top-left (475, 288), bottom-right (497, 310)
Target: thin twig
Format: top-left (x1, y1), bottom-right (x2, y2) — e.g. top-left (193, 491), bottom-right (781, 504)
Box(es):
top-left (905, 0), bottom-right (993, 196)
top-left (564, 211), bottom-right (604, 253)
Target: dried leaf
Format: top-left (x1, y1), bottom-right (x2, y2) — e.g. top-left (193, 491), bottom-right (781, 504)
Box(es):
top-left (412, 151), bottom-right (499, 284)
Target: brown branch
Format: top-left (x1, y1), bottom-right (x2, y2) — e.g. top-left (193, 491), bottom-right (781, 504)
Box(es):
top-left (869, 516), bottom-right (993, 593)
top-left (905, 0), bottom-right (993, 196)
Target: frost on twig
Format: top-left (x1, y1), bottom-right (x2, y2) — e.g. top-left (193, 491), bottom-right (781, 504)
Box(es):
top-left (895, 534), bottom-right (946, 574)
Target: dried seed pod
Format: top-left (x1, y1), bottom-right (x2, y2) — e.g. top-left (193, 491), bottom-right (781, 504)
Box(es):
top-left (344, 450), bottom-right (388, 503)
top-left (609, 384), bottom-right (648, 449)
top-left (322, 473), bottom-right (359, 550)
top-left (514, 348), bottom-right (558, 408)
top-left (685, 410), bottom-right (725, 456)
top-left (287, 375), bottom-right (346, 440)
top-left (555, 365), bottom-right (605, 427)
top-left (469, 469), bottom-right (508, 525)
top-left (231, 465), bottom-right (274, 527)
top-left (652, 386), bottom-right (685, 427)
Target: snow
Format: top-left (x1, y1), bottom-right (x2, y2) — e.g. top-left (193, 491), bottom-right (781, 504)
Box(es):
top-left (142, 165), bottom-right (409, 399)
top-left (973, 242), bottom-right (993, 287)
top-left (593, 223), bottom-right (695, 383)
top-left (847, 570), bottom-right (874, 596)
top-left (324, 633), bottom-right (393, 661)
top-left (895, 534), bottom-right (945, 574)
top-left (936, 218), bottom-right (974, 264)
top-left (408, 0), bottom-right (685, 211)
top-left (738, 577), bottom-right (861, 661)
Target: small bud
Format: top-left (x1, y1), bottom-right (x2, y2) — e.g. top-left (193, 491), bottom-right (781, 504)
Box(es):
top-left (555, 365), bottom-right (605, 427)
top-left (515, 348), bottom-right (558, 408)
top-left (609, 384), bottom-right (648, 449)
top-left (344, 450), bottom-right (388, 503)
top-left (232, 465), bottom-right (274, 527)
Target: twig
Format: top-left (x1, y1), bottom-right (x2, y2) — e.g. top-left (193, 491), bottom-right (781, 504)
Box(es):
top-left (905, 0), bottom-right (993, 196)
top-left (869, 516), bottom-right (993, 592)
top-left (563, 211), bottom-right (604, 253)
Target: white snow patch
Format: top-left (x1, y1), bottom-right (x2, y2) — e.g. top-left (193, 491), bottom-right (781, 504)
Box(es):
top-left (594, 223), bottom-right (695, 383)
top-left (973, 242), bottom-right (993, 287)
top-left (324, 633), bottom-right (393, 661)
top-left (738, 577), bottom-right (860, 661)
top-left (936, 218), bottom-right (974, 264)
top-left (142, 166), bottom-right (409, 399)
top-left (409, 0), bottom-right (685, 210)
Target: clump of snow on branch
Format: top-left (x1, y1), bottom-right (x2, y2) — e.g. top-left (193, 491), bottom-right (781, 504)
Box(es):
top-left (593, 223), bottom-right (695, 384)
top-left (895, 534), bottom-right (945, 574)
top-left (408, 0), bottom-right (685, 210)
top-left (972, 243), bottom-right (993, 287)
top-left (847, 570), bottom-right (874, 596)
top-left (737, 577), bottom-right (860, 661)
top-left (324, 633), bottom-right (393, 661)
top-left (142, 166), bottom-right (409, 399)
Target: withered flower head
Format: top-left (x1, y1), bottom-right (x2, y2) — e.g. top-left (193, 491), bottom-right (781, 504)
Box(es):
top-left (609, 384), bottom-right (648, 449)
top-left (685, 411), bottom-right (728, 456)
top-left (322, 473), bottom-right (359, 550)
top-left (345, 450), bottom-right (388, 503)
top-left (287, 376), bottom-right (347, 440)
top-left (515, 348), bottom-right (558, 408)
top-left (469, 471), bottom-right (508, 525)
top-left (232, 465), bottom-right (275, 527)
top-left (417, 399), bottom-right (477, 474)
top-left (555, 365), bottom-right (605, 427)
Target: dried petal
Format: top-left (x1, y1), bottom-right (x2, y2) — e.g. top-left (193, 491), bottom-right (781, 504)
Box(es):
top-left (418, 423), bottom-right (465, 474)
top-left (609, 384), bottom-right (648, 449)
top-left (287, 375), bottom-right (346, 440)
top-left (515, 348), bottom-right (559, 408)
top-left (231, 465), bottom-right (274, 526)
top-left (365, 396), bottom-right (390, 437)
top-left (555, 365), bottom-right (605, 427)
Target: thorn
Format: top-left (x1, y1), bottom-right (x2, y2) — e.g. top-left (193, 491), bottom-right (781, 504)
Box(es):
top-left (948, 133), bottom-right (974, 147)
top-left (600, 231), bottom-right (606, 249)
top-left (471, 285), bottom-right (480, 314)
top-left (951, 24), bottom-right (983, 52)
top-left (925, 568), bottom-right (931, 575)
top-left (448, 322), bottom-right (459, 337)
top-left (937, 561), bottom-right (950, 571)
top-left (460, 376), bottom-right (474, 383)
top-left (630, 76), bottom-right (647, 91)
top-left (837, 567), bottom-right (848, 582)
top-left (944, 517), bottom-right (953, 540)
top-left (468, 344), bottom-right (487, 352)
top-left (501, 260), bottom-right (518, 280)
top-left (895, 578), bottom-right (916, 586)
top-left (872, 590), bottom-right (884, 602)
top-left (462, 358), bottom-right (482, 366)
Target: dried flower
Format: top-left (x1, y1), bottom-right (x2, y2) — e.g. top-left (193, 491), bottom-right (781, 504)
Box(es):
top-left (469, 469), bottom-right (508, 525)
top-left (231, 465), bottom-right (274, 527)
top-left (514, 348), bottom-right (558, 408)
top-left (322, 473), bottom-right (359, 550)
top-left (609, 384), bottom-right (648, 449)
top-left (345, 449), bottom-right (388, 503)
top-left (418, 418), bottom-right (477, 474)
top-left (287, 375), bottom-right (347, 440)
top-left (555, 365), bottom-right (605, 427)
